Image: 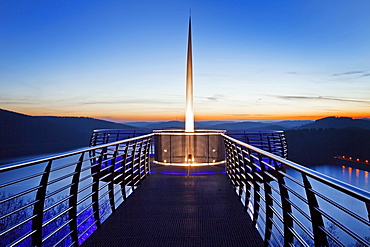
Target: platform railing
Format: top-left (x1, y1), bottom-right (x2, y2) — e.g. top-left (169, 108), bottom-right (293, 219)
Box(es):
top-left (90, 129), bottom-right (152, 146)
top-left (223, 134), bottom-right (370, 247)
top-left (0, 133), bottom-right (153, 247)
top-left (226, 130), bottom-right (287, 159)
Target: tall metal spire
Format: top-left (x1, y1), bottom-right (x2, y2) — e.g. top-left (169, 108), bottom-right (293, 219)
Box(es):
top-left (185, 16), bottom-right (194, 132)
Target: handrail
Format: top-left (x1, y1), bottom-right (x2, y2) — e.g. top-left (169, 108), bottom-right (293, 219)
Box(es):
top-left (0, 133), bottom-right (153, 246)
top-left (0, 133), bottom-right (154, 173)
top-left (222, 133), bottom-right (370, 246)
top-left (222, 134), bottom-right (370, 200)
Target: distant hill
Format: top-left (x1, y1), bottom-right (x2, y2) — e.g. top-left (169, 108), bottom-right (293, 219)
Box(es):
top-left (296, 117), bottom-right (370, 130)
top-left (207, 120), bottom-right (313, 130)
top-left (126, 120), bottom-right (238, 129)
top-left (37, 116), bottom-right (136, 135)
top-left (273, 120), bottom-right (313, 129)
top-left (144, 121), bottom-right (185, 130)
top-left (0, 109), bottom-right (137, 163)
top-left (209, 121), bottom-right (279, 130)
top-left (125, 120), bottom-right (313, 130)
top-left (123, 121), bottom-right (157, 128)
top-left (196, 121), bottom-right (237, 129)
top-left (286, 128), bottom-right (370, 166)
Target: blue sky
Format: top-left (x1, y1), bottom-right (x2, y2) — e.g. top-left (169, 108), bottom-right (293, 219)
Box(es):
top-left (1, 1), bottom-right (369, 121)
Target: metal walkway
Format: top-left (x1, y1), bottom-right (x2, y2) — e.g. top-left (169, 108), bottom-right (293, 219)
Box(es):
top-left (82, 164), bottom-right (263, 247)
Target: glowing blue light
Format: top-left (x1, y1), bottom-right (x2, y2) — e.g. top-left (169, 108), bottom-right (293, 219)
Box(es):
top-left (161, 172), bottom-right (187, 175)
top-left (191, 172), bottom-right (217, 175)
top-left (160, 172), bottom-right (218, 175)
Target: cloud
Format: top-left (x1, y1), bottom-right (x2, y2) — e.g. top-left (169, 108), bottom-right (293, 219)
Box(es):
top-left (198, 94), bottom-right (224, 102)
top-left (276, 95), bottom-right (370, 104)
top-left (332, 70), bottom-right (366, 76)
top-left (207, 95), bottom-right (223, 102)
top-left (78, 99), bottom-right (178, 105)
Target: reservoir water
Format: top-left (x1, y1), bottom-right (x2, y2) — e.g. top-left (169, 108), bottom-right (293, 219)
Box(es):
top-left (309, 162), bottom-right (369, 192)
top-left (290, 162), bottom-right (370, 246)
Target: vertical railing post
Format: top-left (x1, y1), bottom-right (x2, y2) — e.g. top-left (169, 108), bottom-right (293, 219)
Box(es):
top-left (120, 142), bottom-right (130, 200)
top-left (302, 174), bottom-right (328, 247)
top-left (102, 133), bottom-right (107, 144)
top-left (137, 139), bottom-right (144, 183)
top-left (223, 138), bottom-right (231, 177)
top-left (91, 146), bottom-right (107, 229)
top-left (108, 145), bottom-right (119, 214)
top-left (230, 142), bottom-right (238, 188)
top-left (32, 160), bottom-right (52, 247)
top-left (236, 145), bottom-right (244, 200)
top-left (169, 134), bottom-right (172, 164)
top-left (366, 201), bottom-right (370, 221)
top-left (115, 131), bottom-right (119, 142)
top-left (259, 154), bottom-right (273, 246)
top-left (267, 136), bottom-right (273, 165)
top-left (281, 133), bottom-right (288, 159)
top-left (274, 160), bottom-right (294, 246)
top-left (207, 134), bottom-right (210, 164)
top-left (250, 150), bottom-right (261, 227)
top-left (131, 140), bottom-right (138, 188)
top-left (242, 147), bottom-right (252, 213)
top-left (143, 137), bottom-right (151, 177)
top-left (69, 153), bottom-right (84, 247)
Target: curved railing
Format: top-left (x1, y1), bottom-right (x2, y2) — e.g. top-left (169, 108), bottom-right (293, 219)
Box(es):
top-left (223, 134), bottom-right (370, 247)
top-left (0, 134), bottom-right (153, 246)
top-left (90, 129), bottom-right (152, 146)
top-left (226, 130), bottom-right (288, 159)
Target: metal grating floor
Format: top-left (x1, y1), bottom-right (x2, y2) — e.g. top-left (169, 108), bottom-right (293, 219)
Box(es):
top-left (82, 164), bottom-right (263, 247)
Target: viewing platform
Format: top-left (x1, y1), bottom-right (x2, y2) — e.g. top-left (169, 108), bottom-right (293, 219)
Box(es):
top-left (0, 130), bottom-right (369, 246)
top-left (82, 164), bottom-right (263, 246)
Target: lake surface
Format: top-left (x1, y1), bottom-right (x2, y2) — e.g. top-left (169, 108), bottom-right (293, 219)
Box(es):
top-left (293, 162), bottom-right (370, 246)
top-left (309, 162), bottom-right (369, 192)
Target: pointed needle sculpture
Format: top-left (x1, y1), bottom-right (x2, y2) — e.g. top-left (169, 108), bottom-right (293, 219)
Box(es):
top-left (185, 16), bottom-right (194, 133)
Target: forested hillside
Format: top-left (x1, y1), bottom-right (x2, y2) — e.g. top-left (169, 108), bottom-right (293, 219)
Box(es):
top-left (0, 109), bottom-right (136, 163)
top-left (285, 128), bottom-right (370, 166)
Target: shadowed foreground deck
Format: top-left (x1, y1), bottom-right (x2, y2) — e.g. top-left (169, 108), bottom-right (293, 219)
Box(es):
top-left (82, 164), bottom-right (263, 247)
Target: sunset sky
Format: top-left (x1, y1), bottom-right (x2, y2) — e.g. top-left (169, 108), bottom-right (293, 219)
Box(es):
top-left (1, 1), bottom-right (370, 122)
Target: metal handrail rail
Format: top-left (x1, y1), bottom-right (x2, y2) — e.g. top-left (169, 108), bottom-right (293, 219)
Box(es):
top-left (0, 133), bottom-right (154, 246)
top-left (0, 133), bottom-right (154, 173)
top-left (222, 133), bottom-right (370, 247)
top-left (222, 134), bottom-right (370, 201)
